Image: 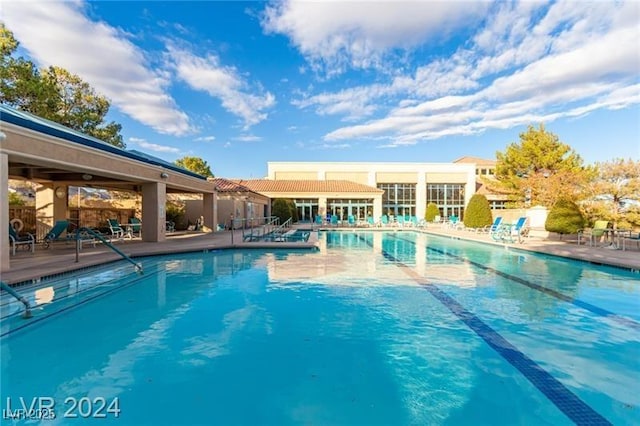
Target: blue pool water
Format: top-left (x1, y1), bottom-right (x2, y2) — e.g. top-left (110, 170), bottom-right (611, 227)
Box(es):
top-left (1, 231), bottom-right (639, 425)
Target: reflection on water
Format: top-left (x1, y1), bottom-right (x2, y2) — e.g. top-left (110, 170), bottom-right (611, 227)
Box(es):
top-left (0, 232), bottom-right (638, 425)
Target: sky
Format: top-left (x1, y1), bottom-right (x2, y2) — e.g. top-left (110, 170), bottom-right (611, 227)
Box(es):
top-left (2, 0), bottom-right (639, 178)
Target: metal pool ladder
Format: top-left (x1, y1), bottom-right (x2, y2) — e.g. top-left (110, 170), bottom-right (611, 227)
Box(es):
top-left (75, 227), bottom-right (143, 274)
top-left (0, 281), bottom-right (32, 319)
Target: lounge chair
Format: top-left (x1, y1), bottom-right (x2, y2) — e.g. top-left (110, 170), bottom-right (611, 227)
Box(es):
top-left (380, 215), bottom-right (389, 227)
top-left (128, 217), bottom-right (142, 238)
top-left (42, 220), bottom-right (71, 248)
top-left (577, 220), bottom-right (609, 246)
top-left (501, 217), bottom-right (529, 243)
top-left (314, 215), bottom-right (323, 226)
top-left (330, 215), bottom-right (339, 226)
top-left (482, 217), bottom-right (503, 234)
top-left (366, 216), bottom-right (375, 227)
top-left (9, 225), bottom-right (35, 255)
top-left (108, 219), bottom-right (125, 240)
top-left (347, 215), bottom-right (356, 227)
top-left (166, 221), bottom-right (176, 232)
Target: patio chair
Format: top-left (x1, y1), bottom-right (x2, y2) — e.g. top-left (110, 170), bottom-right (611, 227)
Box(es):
top-left (380, 215), bottom-right (389, 227)
top-left (166, 221), bottom-right (176, 232)
top-left (9, 225), bottom-right (35, 255)
top-left (107, 219), bottom-right (125, 240)
top-left (482, 217), bottom-right (503, 234)
top-left (577, 220), bottom-right (609, 246)
top-left (128, 217), bottom-right (142, 238)
top-left (347, 215), bottom-right (356, 227)
top-left (42, 220), bottom-right (71, 248)
top-left (330, 215), bottom-right (339, 226)
top-left (502, 217), bottom-right (529, 243)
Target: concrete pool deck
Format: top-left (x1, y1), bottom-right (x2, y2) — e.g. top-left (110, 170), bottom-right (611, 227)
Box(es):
top-left (2, 225), bottom-right (639, 285)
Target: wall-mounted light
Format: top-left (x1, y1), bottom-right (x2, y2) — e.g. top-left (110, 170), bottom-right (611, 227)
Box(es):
top-left (82, 173), bottom-right (93, 181)
top-left (160, 172), bottom-right (169, 179)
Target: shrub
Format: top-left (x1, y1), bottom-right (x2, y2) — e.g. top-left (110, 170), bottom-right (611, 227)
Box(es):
top-left (545, 198), bottom-right (585, 235)
top-left (272, 198), bottom-right (296, 223)
top-left (463, 194), bottom-right (493, 229)
top-left (425, 203), bottom-right (439, 222)
top-left (8, 192), bottom-right (25, 206)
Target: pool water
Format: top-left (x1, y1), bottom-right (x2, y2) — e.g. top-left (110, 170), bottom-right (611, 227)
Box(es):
top-left (1, 231), bottom-right (638, 425)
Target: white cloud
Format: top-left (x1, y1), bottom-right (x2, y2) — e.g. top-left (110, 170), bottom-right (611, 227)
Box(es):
top-left (1, 0), bottom-right (193, 136)
top-left (129, 137), bottom-right (180, 153)
top-left (306, 1), bottom-right (640, 147)
top-left (194, 136), bottom-right (216, 142)
top-left (233, 134), bottom-right (262, 142)
top-left (261, 0), bottom-right (489, 75)
top-left (166, 44), bottom-right (275, 129)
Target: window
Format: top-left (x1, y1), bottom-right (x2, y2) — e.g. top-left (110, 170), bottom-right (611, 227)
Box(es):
top-left (426, 183), bottom-right (465, 219)
top-left (327, 199), bottom-right (374, 221)
top-left (377, 183), bottom-right (416, 217)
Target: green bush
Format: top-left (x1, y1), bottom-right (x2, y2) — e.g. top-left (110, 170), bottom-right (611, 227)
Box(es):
top-left (545, 198), bottom-right (585, 235)
top-left (272, 198), bottom-right (296, 223)
top-left (425, 203), bottom-right (439, 222)
top-left (463, 194), bottom-right (493, 229)
top-left (9, 192), bottom-right (25, 206)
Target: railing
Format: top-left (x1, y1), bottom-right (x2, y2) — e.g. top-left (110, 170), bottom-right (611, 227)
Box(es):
top-left (1, 281), bottom-right (32, 319)
top-left (272, 218), bottom-right (292, 236)
top-left (75, 227), bottom-right (143, 274)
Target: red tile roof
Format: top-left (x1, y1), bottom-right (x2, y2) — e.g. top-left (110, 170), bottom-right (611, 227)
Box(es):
top-left (212, 177), bottom-right (257, 193)
top-left (234, 179), bottom-right (383, 193)
top-left (453, 156), bottom-right (497, 166)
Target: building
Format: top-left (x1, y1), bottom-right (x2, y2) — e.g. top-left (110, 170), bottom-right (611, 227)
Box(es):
top-left (238, 161), bottom-right (477, 222)
top-left (453, 156), bottom-right (508, 210)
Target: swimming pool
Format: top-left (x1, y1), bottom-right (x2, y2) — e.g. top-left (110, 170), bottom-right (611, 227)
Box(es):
top-left (1, 231), bottom-right (638, 425)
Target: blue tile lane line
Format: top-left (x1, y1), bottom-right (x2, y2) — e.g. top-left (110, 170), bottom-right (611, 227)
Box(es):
top-left (393, 234), bottom-right (640, 331)
top-left (355, 233), bottom-right (612, 426)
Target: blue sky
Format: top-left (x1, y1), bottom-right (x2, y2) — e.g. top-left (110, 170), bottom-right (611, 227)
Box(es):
top-left (3, 1), bottom-right (639, 178)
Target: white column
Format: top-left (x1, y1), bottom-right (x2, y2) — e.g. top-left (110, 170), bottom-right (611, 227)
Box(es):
top-left (417, 171), bottom-right (426, 219)
top-left (0, 153), bottom-right (9, 271)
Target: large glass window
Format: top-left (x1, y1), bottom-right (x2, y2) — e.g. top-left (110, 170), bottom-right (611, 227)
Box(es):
top-left (426, 183), bottom-right (465, 219)
top-left (293, 199), bottom-right (318, 222)
top-left (377, 183), bottom-right (416, 218)
top-left (327, 199), bottom-right (374, 221)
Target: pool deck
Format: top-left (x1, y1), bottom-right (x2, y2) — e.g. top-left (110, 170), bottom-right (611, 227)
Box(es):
top-left (2, 225), bottom-right (639, 285)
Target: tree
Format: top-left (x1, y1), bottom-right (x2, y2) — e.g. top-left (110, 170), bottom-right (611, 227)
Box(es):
top-left (425, 202), bottom-right (439, 222)
top-left (272, 198), bottom-right (294, 224)
top-left (582, 158), bottom-right (640, 229)
top-left (0, 24), bottom-right (124, 148)
top-left (463, 194), bottom-right (493, 229)
top-left (545, 198), bottom-right (585, 237)
top-left (491, 124), bottom-right (590, 208)
top-left (174, 156), bottom-right (214, 177)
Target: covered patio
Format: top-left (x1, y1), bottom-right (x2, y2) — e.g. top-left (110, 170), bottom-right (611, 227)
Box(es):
top-left (1, 105), bottom-right (218, 271)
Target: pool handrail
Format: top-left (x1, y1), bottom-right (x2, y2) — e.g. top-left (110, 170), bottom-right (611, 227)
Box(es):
top-left (1, 281), bottom-right (32, 319)
top-left (75, 227), bottom-right (143, 274)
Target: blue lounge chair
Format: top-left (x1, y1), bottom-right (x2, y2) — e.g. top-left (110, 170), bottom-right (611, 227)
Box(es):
top-left (380, 215), bottom-right (389, 226)
top-left (483, 216), bottom-right (503, 234)
top-left (330, 215), bottom-right (338, 226)
top-left (367, 216), bottom-right (375, 227)
top-left (502, 217), bottom-right (529, 243)
top-left (42, 220), bottom-right (71, 248)
top-left (314, 215), bottom-right (323, 225)
top-left (347, 215), bottom-right (356, 226)
top-left (9, 225), bottom-right (35, 255)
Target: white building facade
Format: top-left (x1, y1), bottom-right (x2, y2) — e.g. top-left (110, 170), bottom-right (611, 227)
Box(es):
top-left (266, 162), bottom-right (477, 221)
